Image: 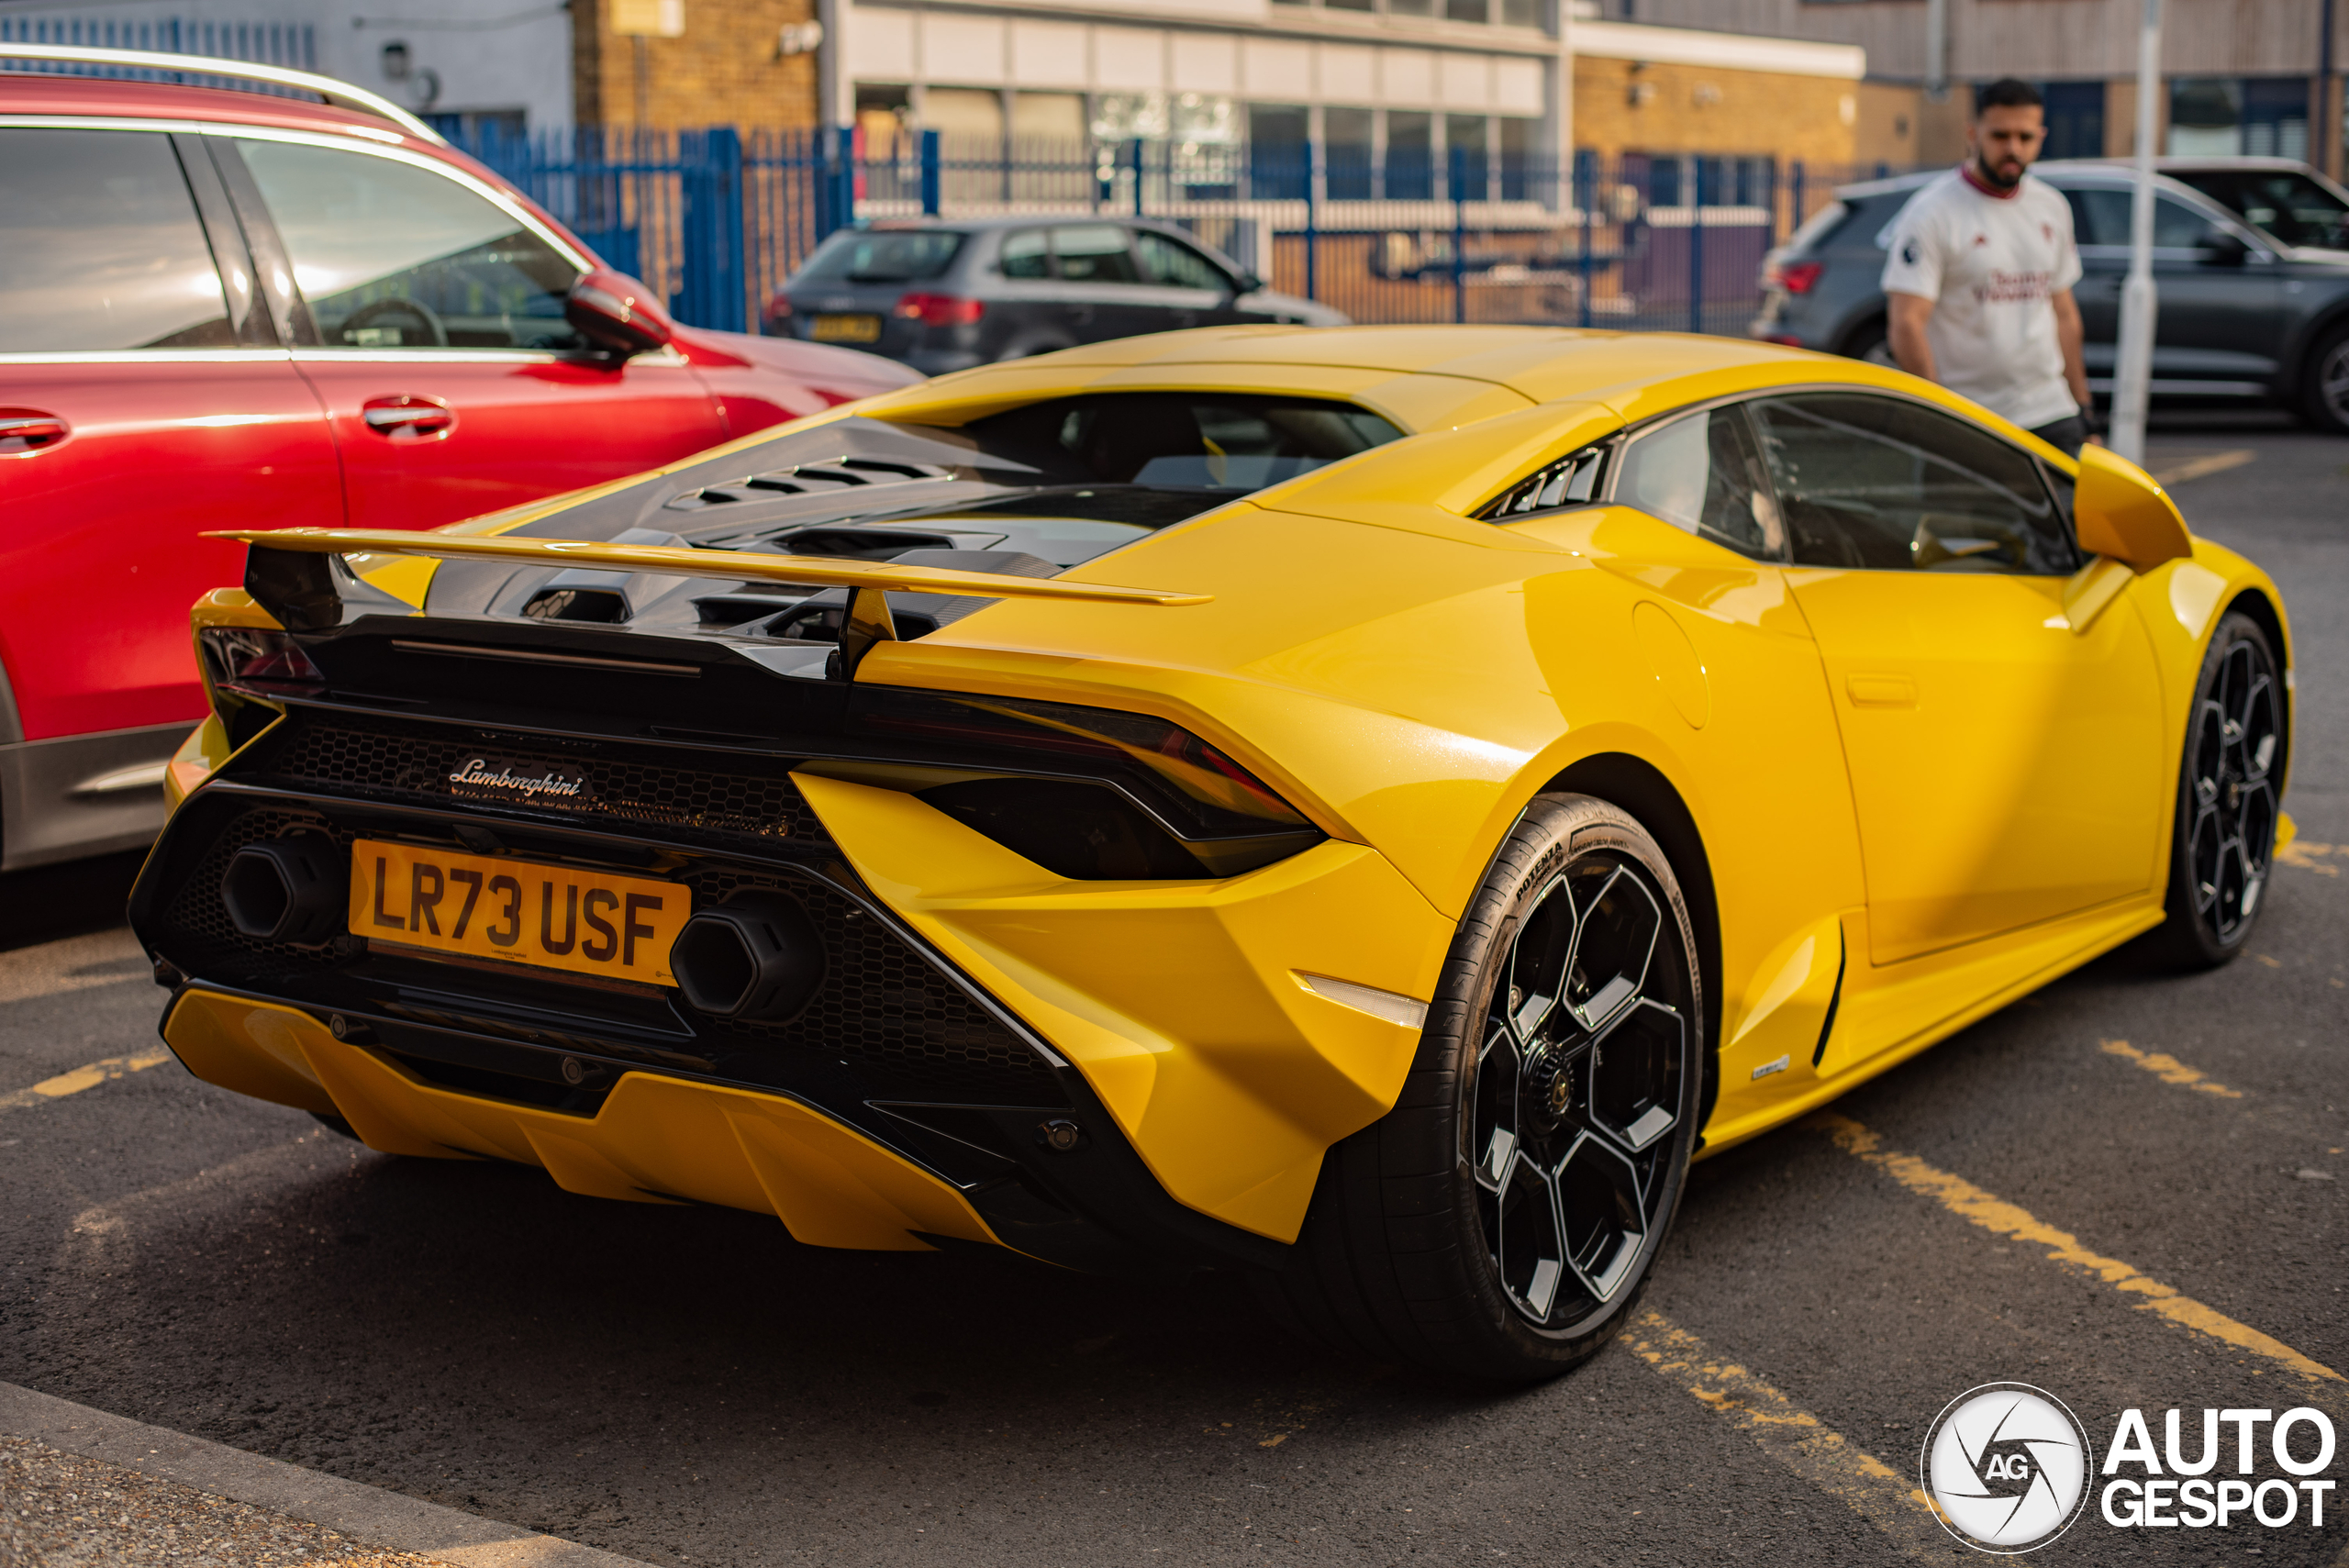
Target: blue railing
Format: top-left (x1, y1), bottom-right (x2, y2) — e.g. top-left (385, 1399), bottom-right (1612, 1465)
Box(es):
top-left (452, 126), bottom-right (1909, 341)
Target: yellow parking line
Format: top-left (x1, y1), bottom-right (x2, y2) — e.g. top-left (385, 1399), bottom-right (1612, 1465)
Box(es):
top-left (2150, 449), bottom-right (2256, 487)
top-left (0, 1048), bottom-right (175, 1114)
top-left (2277, 838), bottom-right (2342, 877)
top-left (2099, 1039), bottom-right (2243, 1098)
top-left (1814, 1114), bottom-right (2341, 1385)
top-left (1626, 1311), bottom-right (1959, 1559)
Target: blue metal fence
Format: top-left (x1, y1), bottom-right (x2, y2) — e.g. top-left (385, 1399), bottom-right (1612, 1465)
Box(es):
top-left (0, 15), bottom-right (315, 71)
top-left (451, 126), bottom-right (1906, 342)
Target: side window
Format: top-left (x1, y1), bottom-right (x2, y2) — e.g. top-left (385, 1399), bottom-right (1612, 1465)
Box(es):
top-left (1052, 225), bottom-right (1141, 284)
top-left (1135, 231), bottom-right (1230, 292)
top-left (235, 140), bottom-right (581, 350)
top-left (999, 229), bottom-right (1051, 279)
top-left (0, 128), bottom-right (235, 352)
top-left (1613, 406), bottom-right (1785, 560)
top-left (2066, 186), bottom-right (2226, 250)
top-left (1748, 394), bottom-right (2077, 573)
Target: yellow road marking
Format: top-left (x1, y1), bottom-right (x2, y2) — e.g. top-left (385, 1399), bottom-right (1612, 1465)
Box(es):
top-left (2150, 449), bottom-right (2256, 487)
top-left (1626, 1311), bottom-right (1962, 1559)
top-left (2099, 1039), bottom-right (2243, 1098)
top-left (1815, 1115), bottom-right (2342, 1385)
top-left (0, 1048), bottom-right (175, 1114)
top-left (2277, 838), bottom-right (2342, 877)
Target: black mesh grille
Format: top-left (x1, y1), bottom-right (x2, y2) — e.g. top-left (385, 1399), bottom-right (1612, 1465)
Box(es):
top-left (163, 807), bottom-right (361, 982)
top-left (151, 803), bottom-right (1062, 1105)
top-left (685, 866), bottom-right (1063, 1099)
top-left (250, 712), bottom-right (829, 847)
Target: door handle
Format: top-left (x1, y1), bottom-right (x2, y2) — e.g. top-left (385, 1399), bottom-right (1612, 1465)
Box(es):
top-left (361, 395), bottom-right (455, 439)
top-left (1846, 674), bottom-right (1917, 708)
top-left (0, 412), bottom-right (70, 452)
top-left (1069, 304), bottom-right (1096, 325)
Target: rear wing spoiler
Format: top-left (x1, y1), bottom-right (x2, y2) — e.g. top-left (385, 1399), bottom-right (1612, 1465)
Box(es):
top-left (207, 527), bottom-right (1209, 677)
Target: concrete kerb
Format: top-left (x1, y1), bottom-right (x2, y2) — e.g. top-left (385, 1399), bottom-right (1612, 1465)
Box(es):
top-left (0, 1381), bottom-right (652, 1568)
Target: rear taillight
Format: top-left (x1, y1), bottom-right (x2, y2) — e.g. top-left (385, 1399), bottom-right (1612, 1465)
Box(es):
top-left (895, 293), bottom-right (984, 328)
top-left (199, 628), bottom-right (324, 693)
top-left (1779, 261), bottom-right (1824, 295)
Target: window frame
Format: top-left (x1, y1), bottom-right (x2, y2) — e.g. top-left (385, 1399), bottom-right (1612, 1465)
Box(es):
top-left (1476, 384), bottom-right (2084, 575)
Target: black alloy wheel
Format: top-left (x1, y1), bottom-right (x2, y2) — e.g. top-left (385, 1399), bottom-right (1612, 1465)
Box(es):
top-left (2153, 611), bottom-right (2285, 966)
top-left (1256, 795), bottom-right (1706, 1381)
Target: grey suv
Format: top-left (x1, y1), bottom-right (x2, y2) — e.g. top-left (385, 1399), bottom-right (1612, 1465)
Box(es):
top-left (766, 216), bottom-right (1345, 373)
top-left (1750, 158), bottom-right (2349, 431)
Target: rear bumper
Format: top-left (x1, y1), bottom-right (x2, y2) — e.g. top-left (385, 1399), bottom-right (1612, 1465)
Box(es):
top-left (128, 699), bottom-right (1448, 1265)
top-left (163, 986), bottom-right (1004, 1251)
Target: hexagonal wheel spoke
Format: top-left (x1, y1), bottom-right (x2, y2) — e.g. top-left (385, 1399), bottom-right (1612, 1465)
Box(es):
top-left (1563, 866), bottom-right (1660, 1031)
top-left (2182, 643), bottom-right (2279, 944)
top-left (1468, 849), bottom-right (1689, 1332)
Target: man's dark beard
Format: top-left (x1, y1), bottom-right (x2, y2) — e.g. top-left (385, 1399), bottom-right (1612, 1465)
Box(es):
top-left (1974, 150), bottom-right (2024, 190)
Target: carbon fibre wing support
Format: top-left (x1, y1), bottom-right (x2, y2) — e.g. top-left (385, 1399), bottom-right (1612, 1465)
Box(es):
top-left (208, 528), bottom-right (1211, 681)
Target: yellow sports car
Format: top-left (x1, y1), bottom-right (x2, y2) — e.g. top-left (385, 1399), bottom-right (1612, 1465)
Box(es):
top-left (130, 327), bottom-right (2291, 1380)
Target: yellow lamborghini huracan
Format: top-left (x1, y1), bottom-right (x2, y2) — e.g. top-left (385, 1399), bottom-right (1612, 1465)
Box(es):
top-left (131, 327), bottom-right (2291, 1379)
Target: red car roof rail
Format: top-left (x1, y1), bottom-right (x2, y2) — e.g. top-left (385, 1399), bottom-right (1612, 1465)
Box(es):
top-left (0, 41), bottom-right (446, 145)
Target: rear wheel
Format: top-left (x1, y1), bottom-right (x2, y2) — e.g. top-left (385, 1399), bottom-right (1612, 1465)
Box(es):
top-left (2150, 611), bottom-right (2284, 966)
top-left (1255, 795), bottom-right (1706, 1381)
top-left (2300, 323), bottom-right (2349, 434)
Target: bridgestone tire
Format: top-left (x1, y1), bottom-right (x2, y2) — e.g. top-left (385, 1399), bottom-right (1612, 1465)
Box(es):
top-left (2148, 611), bottom-right (2285, 968)
top-left (1254, 794), bottom-right (1708, 1381)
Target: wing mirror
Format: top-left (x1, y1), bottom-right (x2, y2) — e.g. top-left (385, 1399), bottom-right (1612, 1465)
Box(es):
top-left (566, 268), bottom-right (674, 356)
top-left (2073, 444), bottom-right (2191, 571)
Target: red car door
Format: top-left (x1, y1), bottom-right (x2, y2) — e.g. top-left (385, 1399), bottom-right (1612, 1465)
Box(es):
top-left (217, 135), bottom-right (725, 533)
top-left (0, 127), bottom-right (340, 868)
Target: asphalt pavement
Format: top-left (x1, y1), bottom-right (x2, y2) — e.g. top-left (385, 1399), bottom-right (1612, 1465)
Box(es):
top-left (1, 417), bottom-right (2342, 1567)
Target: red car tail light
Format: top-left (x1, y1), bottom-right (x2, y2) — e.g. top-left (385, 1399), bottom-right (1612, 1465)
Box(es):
top-left (1779, 261), bottom-right (1824, 295)
top-left (894, 293), bottom-right (984, 327)
top-left (199, 628), bottom-right (324, 693)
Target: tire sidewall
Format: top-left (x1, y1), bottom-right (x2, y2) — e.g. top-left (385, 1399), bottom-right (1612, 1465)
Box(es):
top-left (1430, 795), bottom-right (1709, 1376)
top-left (2164, 611), bottom-right (2281, 963)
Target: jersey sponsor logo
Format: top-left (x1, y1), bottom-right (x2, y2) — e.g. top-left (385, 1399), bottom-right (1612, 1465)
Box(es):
top-left (1973, 269), bottom-right (2054, 305)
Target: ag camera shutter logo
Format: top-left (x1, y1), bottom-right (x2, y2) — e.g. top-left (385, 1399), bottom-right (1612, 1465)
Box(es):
top-left (1921, 1383), bottom-right (2094, 1552)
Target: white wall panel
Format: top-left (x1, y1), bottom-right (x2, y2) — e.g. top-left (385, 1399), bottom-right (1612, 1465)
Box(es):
top-left (922, 12), bottom-right (1007, 86)
top-left (1316, 41), bottom-right (1376, 103)
top-left (1438, 51), bottom-right (1490, 108)
top-left (1241, 37), bottom-right (1315, 99)
top-left (1094, 26), bottom-right (1166, 90)
top-left (847, 3), bottom-right (917, 83)
top-left (1010, 18), bottom-right (1089, 87)
top-left (1492, 54), bottom-right (1545, 114)
top-left (1378, 47), bottom-right (1435, 107)
top-left (1170, 30), bottom-right (1240, 94)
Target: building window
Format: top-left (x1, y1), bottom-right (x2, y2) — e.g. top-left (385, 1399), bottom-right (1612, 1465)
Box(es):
top-left (1387, 110), bottom-right (1433, 199)
top-left (2038, 81), bottom-right (2104, 161)
top-left (2170, 77), bottom-right (2309, 160)
top-left (1327, 106), bottom-right (1375, 200)
top-left (1448, 0), bottom-right (1491, 20)
top-left (1446, 113), bottom-right (1488, 198)
top-left (1248, 103), bottom-right (1310, 200)
top-left (1498, 116), bottom-right (1540, 198)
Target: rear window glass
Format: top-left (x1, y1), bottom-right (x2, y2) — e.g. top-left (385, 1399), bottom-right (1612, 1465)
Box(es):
top-left (0, 128), bottom-right (234, 352)
top-left (2170, 170), bottom-right (2349, 248)
top-left (795, 229), bottom-right (965, 284)
top-left (963, 394), bottom-right (1403, 489)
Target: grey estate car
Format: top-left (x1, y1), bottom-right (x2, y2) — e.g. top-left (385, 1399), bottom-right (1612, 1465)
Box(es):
top-left (765, 216), bottom-right (1345, 373)
top-left (1751, 158), bottom-right (2349, 432)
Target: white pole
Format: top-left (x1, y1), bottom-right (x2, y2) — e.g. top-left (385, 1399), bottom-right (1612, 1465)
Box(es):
top-left (1925, 0), bottom-right (1947, 101)
top-left (2110, 0), bottom-right (2161, 462)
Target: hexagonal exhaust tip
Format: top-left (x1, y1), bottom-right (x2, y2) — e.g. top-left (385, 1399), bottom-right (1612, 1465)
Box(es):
top-left (672, 893), bottom-right (825, 1020)
top-left (221, 836), bottom-right (346, 946)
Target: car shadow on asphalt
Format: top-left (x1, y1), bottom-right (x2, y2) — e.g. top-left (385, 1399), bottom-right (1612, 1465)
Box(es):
top-left (0, 851), bottom-right (145, 954)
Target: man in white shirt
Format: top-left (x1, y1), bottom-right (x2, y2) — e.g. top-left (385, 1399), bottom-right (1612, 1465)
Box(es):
top-left (1881, 79), bottom-right (2099, 455)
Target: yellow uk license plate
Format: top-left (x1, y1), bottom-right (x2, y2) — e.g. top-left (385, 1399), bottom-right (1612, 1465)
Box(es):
top-left (348, 839), bottom-right (689, 987)
top-left (810, 313), bottom-right (882, 343)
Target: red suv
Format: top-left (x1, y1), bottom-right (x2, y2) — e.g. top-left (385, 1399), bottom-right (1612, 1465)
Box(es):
top-left (0, 45), bottom-right (918, 873)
